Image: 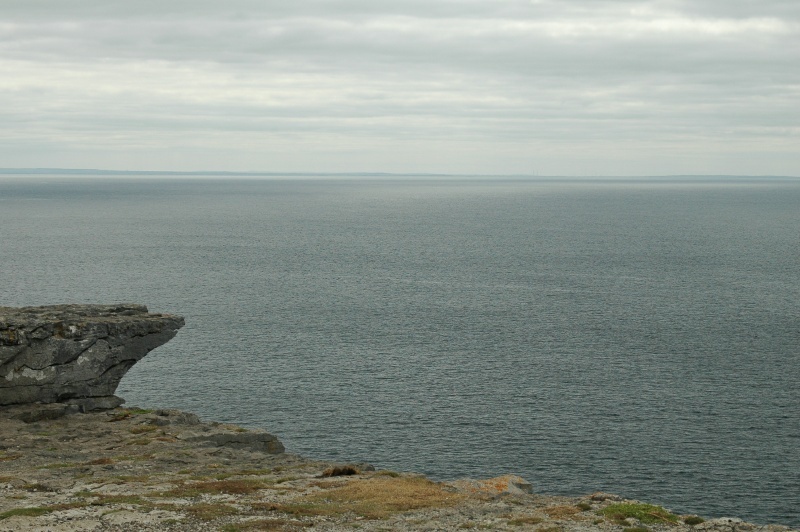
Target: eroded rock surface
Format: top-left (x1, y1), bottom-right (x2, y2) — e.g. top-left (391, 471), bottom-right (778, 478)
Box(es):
top-left (0, 304), bottom-right (184, 409)
top-left (0, 404), bottom-right (794, 531)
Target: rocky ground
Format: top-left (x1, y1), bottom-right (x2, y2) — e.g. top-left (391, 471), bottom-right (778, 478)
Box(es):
top-left (1, 404), bottom-right (796, 532)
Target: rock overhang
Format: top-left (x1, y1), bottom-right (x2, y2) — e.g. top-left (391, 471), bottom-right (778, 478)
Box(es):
top-left (0, 304), bottom-right (184, 410)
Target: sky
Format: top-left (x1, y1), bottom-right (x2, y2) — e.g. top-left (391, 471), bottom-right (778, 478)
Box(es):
top-left (1, 0), bottom-right (798, 176)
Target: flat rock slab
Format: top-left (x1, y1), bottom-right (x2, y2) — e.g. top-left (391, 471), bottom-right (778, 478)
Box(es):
top-left (0, 304), bottom-right (184, 409)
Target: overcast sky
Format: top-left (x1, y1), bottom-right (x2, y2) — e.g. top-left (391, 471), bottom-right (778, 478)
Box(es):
top-left (1, 0), bottom-right (798, 175)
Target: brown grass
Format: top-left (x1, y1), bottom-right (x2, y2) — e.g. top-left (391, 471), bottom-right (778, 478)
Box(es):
top-left (129, 425), bottom-right (158, 434)
top-left (321, 465), bottom-right (360, 477)
top-left (307, 479), bottom-right (349, 489)
top-left (163, 478), bottom-right (272, 497)
top-left (507, 515), bottom-right (544, 526)
top-left (114, 474), bottom-right (151, 483)
top-left (226, 518), bottom-right (312, 530)
top-left (274, 477), bottom-right (465, 519)
top-left (85, 457), bottom-right (115, 465)
top-left (544, 505), bottom-right (583, 519)
top-left (184, 502), bottom-right (240, 521)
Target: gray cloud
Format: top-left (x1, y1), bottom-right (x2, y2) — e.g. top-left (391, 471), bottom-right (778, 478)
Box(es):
top-left (0, 0), bottom-right (798, 174)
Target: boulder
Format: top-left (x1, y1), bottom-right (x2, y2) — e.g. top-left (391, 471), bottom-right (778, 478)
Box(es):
top-left (0, 304), bottom-right (184, 410)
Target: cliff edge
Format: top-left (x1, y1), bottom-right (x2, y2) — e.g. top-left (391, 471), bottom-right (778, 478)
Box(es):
top-left (0, 304), bottom-right (795, 531)
top-left (0, 304), bottom-right (184, 410)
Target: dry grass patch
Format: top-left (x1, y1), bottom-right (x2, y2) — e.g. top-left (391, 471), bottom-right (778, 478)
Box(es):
top-left (112, 453), bottom-right (154, 462)
top-left (275, 477), bottom-right (465, 520)
top-left (38, 461), bottom-right (79, 469)
top-left (321, 465), bottom-right (360, 477)
top-left (223, 518), bottom-right (312, 530)
top-left (308, 479), bottom-right (349, 489)
top-left (507, 515), bottom-right (544, 526)
top-left (212, 470), bottom-right (272, 480)
top-left (129, 425), bottom-right (158, 434)
top-left (544, 505), bottom-right (585, 519)
top-left (163, 478), bottom-right (272, 497)
top-left (114, 474), bottom-right (151, 483)
top-left (71, 492), bottom-right (153, 509)
top-left (273, 475), bottom-right (303, 484)
top-left (236, 468), bottom-right (274, 476)
top-left (47, 501), bottom-right (93, 511)
top-left (85, 457), bottom-right (115, 465)
top-left (185, 502), bottom-right (240, 521)
top-left (126, 437), bottom-right (152, 446)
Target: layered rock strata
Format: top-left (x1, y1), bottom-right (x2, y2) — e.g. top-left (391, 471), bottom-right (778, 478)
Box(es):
top-left (0, 304), bottom-right (184, 410)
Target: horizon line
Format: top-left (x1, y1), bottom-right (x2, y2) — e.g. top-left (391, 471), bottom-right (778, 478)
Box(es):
top-left (0, 168), bottom-right (798, 180)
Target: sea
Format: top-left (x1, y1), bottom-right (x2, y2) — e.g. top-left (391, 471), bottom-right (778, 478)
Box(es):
top-left (1, 175), bottom-right (798, 526)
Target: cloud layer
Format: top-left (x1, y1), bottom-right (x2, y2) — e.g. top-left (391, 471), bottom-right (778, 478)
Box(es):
top-left (1, 0), bottom-right (798, 174)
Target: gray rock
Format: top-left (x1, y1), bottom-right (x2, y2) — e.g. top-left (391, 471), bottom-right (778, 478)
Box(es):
top-left (148, 409), bottom-right (202, 425)
top-left (67, 395), bottom-right (126, 412)
top-left (11, 402), bottom-right (82, 423)
top-left (0, 304), bottom-right (184, 408)
top-left (185, 431), bottom-right (285, 454)
top-left (591, 491), bottom-right (623, 501)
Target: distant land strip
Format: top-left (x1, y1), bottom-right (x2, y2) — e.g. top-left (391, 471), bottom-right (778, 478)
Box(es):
top-left (0, 168), bottom-right (798, 180)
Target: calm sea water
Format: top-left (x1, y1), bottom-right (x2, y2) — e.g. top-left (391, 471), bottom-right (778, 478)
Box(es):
top-left (1, 176), bottom-right (798, 526)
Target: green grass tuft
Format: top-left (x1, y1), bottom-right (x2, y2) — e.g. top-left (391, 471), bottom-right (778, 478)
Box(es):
top-left (0, 507), bottom-right (52, 520)
top-left (600, 503), bottom-right (678, 524)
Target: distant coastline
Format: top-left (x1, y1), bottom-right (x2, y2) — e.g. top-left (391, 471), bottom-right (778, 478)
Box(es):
top-left (1, 168), bottom-right (798, 180)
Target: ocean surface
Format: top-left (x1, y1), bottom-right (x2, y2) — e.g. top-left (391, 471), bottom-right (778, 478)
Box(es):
top-left (1, 175), bottom-right (798, 526)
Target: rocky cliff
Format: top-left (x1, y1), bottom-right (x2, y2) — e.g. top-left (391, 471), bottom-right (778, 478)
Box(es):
top-left (0, 304), bottom-right (184, 410)
top-left (0, 305), bottom-right (796, 530)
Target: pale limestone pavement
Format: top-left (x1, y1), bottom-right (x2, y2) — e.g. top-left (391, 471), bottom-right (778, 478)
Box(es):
top-left (1, 403), bottom-right (796, 531)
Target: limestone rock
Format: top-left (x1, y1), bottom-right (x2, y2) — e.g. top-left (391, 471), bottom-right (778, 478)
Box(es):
top-left (448, 474), bottom-right (534, 497)
top-left (0, 304), bottom-right (184, 409)
top-left (11, 402), bottom-right (81, 423)
top-left (147, 409), bottom-right (202, 426)
top-left (183, 430), bottom-right (285, 454)
top-left (591, 491), bottom-right (623, 502)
